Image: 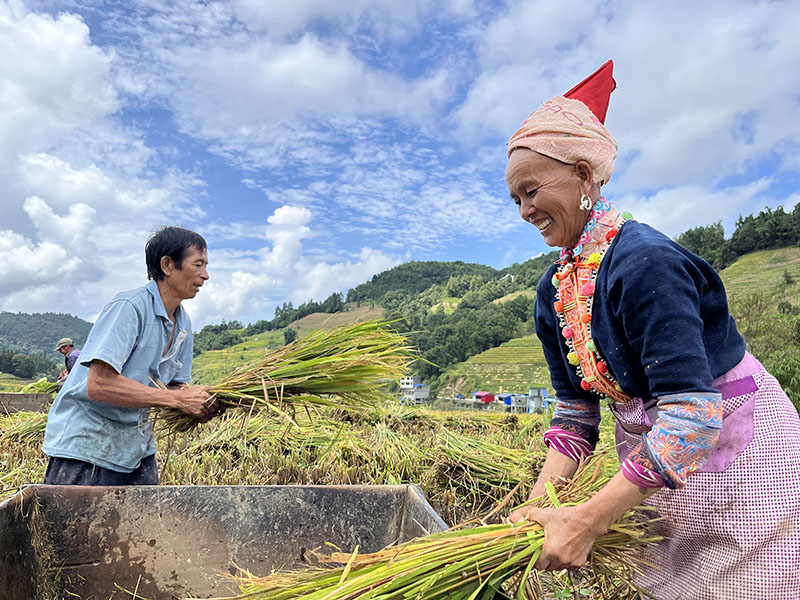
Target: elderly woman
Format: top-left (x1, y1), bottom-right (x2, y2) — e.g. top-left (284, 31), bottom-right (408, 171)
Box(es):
top-left (506, 61), bottom-right (800, 600)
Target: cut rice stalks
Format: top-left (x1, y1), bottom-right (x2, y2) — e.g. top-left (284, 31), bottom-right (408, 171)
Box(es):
top-left (19, 377), bottom-right (60, 396)
top-left (212, 453), bottom-right (661, 600)
top-left (156, 320), bottom-right (418, 432)
top-left (424, 428), bottom-right (546, 523)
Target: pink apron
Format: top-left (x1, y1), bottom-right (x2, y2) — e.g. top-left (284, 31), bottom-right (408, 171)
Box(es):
top-left (612, 353), bottom-right (800, 599)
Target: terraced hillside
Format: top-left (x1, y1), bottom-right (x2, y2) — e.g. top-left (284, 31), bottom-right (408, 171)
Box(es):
top-left (438, 336), bottom-right (551, 396)
top-left (719, 246), bottom-right (800, 301)
top-left (0, 373), bottom-right (31, 392)
top-left (491, 289), bottom-right (536, 304)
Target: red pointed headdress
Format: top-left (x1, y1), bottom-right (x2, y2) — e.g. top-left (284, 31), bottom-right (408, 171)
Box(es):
top-left (506, 60), bottom-right (619, 184)
top-left (563, 59), bottom-right (616, 125)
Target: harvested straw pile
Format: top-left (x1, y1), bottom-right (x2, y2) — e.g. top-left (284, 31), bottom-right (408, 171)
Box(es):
top-left (0, 410), bottom-right (48, 443)
top-left (157, 320), bottom-right (418, 432)
top-left (0, 402), bottom-right (545, 525)
top-left (214, 454), bottom-right (659, 600)
top-left (425, 428), bottom-right (542, 523)
top-left (0, 411), bottom-right (49, 502)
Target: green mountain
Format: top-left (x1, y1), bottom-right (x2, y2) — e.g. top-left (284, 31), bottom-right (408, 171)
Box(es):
top-left (0, 312), bottom-right (92, 358)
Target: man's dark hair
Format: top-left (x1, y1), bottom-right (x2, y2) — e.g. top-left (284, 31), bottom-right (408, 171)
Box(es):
top-left (145, 226), bottom-right (207, 281)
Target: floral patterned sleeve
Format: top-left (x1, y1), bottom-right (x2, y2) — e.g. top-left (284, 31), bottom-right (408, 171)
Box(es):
top-left (623, 392), bottom-right (723, 489)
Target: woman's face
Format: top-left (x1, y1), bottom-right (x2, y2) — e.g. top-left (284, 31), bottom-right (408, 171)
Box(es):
top-left (505, 149), bottom-right (589, 249)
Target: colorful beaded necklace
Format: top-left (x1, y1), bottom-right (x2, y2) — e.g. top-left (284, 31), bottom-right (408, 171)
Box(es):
top-left (552, 198), bottom-right (633, 403)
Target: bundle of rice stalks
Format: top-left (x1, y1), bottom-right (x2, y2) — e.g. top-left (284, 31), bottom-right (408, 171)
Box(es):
top-left (425, 429), bottom-right (546, 524)
top-left (19, 377), bottom-right (60, 396)
top-left (363, 423), bottom-right (428, 483)
top-left (214, 454), bottom-right (659, 600)
top-left (0, 411), bottom-right (49, 443)
top-left (157, 321), bottom-right (418, 432)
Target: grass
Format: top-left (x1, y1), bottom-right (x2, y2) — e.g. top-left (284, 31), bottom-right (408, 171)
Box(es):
top-left (719, 246), bottom-right (800, 302)
top-left (491, 289), bottom-right (537, 304)
top-left (429, 297), bottom-right (460, 314)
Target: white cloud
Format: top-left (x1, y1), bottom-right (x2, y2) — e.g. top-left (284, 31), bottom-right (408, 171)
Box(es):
top-left (0, 229), bottom-right (79, 295)
top-left (231, 0), bottom-right (474, 40)
top-left (183, 204), bottom-right (400, 327)
top-left (159, 34), bottom-right (453, 171)
top-left (615, 178), bottom-right (773, 239)
top-left (261, 205), bottom-right (313, 277)
top-left (0, 2), bottom-right (118, 159)
top-left (294, 246), bottom-right (399, 305)
top-left (22, 195), bottom-right (97, 250)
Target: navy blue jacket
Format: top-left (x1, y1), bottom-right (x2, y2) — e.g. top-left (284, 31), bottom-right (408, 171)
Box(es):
top-left (535, 221), bottom-right (746, 402)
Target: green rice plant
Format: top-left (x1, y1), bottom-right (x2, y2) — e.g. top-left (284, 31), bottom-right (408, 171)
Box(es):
top-left (18, 377), bottom-right (60, 396)
top-left (156, 321), bottom-right (419, 433)
top-left (212, 454), bottom-right (659, 600)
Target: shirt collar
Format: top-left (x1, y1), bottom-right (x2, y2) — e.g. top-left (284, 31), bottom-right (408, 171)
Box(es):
top-left (145, 279), bottom-right (186, 325)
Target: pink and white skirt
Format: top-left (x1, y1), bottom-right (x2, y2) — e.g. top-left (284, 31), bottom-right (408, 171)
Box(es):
top-left (612, 354), bottom-right (800, 599)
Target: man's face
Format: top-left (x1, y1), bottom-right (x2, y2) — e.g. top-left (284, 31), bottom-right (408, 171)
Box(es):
top-left (58, 346), bottom-right (72, 356)
top-left (165, 245), bottom-right (209, 300)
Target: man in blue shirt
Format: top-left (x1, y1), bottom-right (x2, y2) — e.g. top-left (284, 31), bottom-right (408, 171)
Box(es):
top-left (43, 226), bottom-right (218, 485)
top-left (54, 337), bottom-right (81, 383)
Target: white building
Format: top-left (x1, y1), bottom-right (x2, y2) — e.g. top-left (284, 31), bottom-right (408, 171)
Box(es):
top-left (399, 376), bottom-right (429, 404)
top-left (399, 375), bottom-right (422, 389)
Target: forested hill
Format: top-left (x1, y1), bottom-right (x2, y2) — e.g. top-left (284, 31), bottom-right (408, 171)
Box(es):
top-left (346, 254), bottom-right (560, 307)
top-left (0, 312), bottom-right (92, 356)
top-left (345, 261), bottom-right (500, 304)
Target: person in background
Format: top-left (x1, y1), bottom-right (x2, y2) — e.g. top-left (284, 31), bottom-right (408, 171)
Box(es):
top-left (54, 337), bottom-right (81, 383)
top-left (43, 226), bottom-right (219, 486)
top-left (505, 61), bottom-right (800, 599)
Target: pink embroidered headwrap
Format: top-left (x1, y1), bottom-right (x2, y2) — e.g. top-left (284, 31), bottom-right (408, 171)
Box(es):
top-left (507, 60), bottom-right (619, 185)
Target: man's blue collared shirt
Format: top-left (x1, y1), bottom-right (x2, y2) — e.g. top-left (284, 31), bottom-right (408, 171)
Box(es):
top-left (43, 280), bottom-right (194, 472)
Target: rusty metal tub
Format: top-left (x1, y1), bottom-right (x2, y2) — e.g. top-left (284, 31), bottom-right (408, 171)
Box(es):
top-left (0, 484), bottom-right (447, 600)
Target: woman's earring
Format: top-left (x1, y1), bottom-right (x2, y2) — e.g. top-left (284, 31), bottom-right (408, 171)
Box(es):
top-left (579, 194), bottom-right (593, 210)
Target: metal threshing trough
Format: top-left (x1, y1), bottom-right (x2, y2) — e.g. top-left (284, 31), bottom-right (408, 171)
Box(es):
top-left (0, 483), bottom-right (447, 600)
top-left (0, 392), bottom-right (52, 415)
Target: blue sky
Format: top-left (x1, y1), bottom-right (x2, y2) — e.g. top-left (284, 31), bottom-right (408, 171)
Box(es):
top-left (1, 0), bottom-right (799, 329)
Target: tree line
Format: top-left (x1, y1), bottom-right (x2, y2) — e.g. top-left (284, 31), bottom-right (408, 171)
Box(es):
top-left (676, 205), bottom-right (800, 269)
top-left (0, 347), bottom-right (58, 380)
